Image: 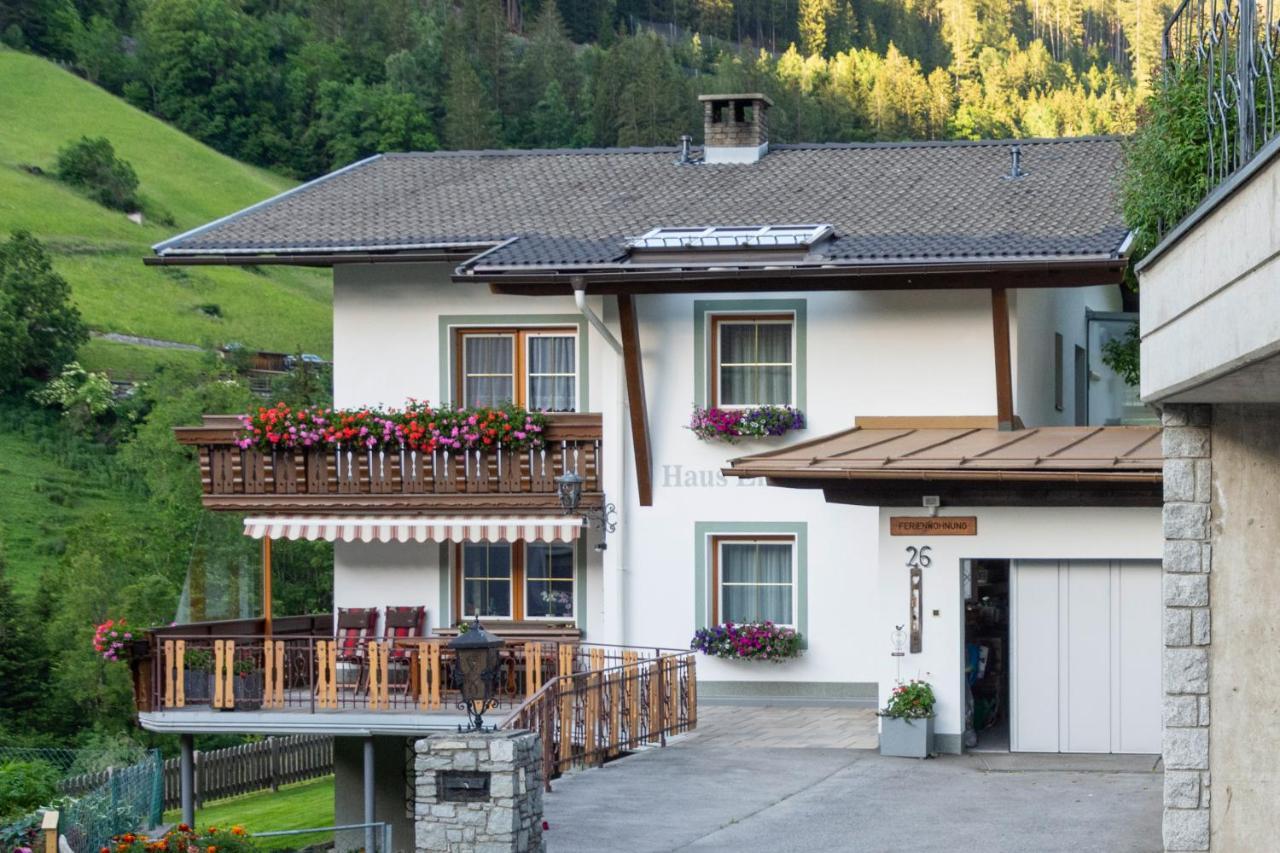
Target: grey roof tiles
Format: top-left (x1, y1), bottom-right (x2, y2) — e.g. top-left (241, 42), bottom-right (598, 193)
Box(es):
top-left (154, 137), bottom-right (1130, 268)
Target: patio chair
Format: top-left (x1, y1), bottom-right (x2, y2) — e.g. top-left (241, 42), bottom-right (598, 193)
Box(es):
top-left (334, 607), bottom-right (378, 692)
top-left (383, 605), bottom-right (426, 693)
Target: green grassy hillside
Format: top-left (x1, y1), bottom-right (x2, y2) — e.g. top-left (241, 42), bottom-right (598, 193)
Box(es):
top-left (0, 48), bottom-right (332, 370)
top-left (0, 49), bottom-right (333, 598)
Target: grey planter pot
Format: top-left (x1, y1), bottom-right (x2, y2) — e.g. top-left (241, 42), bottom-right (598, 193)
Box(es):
top-left (184, 671), bottom-right (214, 704)
top-left (879, 715), bottom-right (935, 758)
top-left (232, 673), bottom-right (264, 711)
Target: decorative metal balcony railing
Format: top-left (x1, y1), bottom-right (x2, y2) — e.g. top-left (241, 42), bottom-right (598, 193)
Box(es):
top-left (173, 413), bottom-right (602, 513)
top-left (1164, 0), bottom-right (1280, 186)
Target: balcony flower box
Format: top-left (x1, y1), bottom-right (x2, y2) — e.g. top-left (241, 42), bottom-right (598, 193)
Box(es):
top-left (688, 405), bottom-right (804, 443)
top-left (878, 680), bottom-right (936, 758)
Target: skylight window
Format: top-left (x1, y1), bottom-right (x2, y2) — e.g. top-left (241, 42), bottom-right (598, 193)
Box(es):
top-left (628, 225), bottom-right (833, 250)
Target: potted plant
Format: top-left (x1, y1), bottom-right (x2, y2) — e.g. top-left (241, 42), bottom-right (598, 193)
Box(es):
top-left (231, 657), bottom-right (263, 711)
top-left (183, 648), bottom-right (214, 704)
top-left (688, 404), bottom-right (805, 443)
top-left (878, 679), bottom-right (936, 758)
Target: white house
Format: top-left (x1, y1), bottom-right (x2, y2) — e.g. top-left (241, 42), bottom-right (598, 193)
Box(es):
top-left (136, 94), bottom-right (1162, 844)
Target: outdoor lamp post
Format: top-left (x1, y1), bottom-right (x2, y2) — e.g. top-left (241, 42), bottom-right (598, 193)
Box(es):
top-left (449, 615), bottom-right (504, 731)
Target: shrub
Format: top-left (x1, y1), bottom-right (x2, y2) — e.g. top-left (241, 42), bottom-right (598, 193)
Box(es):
top-left (54, 137), bottom-right (140, 212)
top-left (0, 759), bottom-right (61, 822)
top-left (879, 679), bottom-right (936, 719)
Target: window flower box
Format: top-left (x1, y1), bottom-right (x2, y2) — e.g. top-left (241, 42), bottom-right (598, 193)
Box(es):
top-left (690, 622), bottom-right (802, 662)
top-left (688, 405), bottom-right (804, 443)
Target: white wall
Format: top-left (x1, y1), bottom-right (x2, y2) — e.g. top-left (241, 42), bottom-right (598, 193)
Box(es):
top-left (330, 262), bottom-right (1138, 691)
top-left (1139, 150), bottom-right (1280, 402)
top-left (1012, 285), bottom-right (1121, 426)
top-left (875, 506), bottom-right (1162, 746)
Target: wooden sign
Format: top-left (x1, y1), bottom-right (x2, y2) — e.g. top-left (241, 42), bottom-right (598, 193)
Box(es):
top-left (890, 516), bottom-right (977, 536)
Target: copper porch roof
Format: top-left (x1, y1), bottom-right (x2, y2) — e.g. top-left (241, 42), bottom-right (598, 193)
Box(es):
top-left (723, 425), bottom-right (1162, 483)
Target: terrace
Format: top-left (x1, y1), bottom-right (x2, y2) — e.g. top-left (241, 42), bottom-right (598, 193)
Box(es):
top-left (131, 616), bottom-right (696, 784)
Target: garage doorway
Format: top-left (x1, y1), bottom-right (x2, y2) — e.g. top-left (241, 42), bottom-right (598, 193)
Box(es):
top-left (1009, 560), bottom-right (1161, 754)
top-left (963, 560), bottom-right (1010, 751)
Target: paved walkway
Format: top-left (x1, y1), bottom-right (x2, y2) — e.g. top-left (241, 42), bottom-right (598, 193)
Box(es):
top-left (686, 703), bottom-right (879, 749)
top-left (542, 704), bottom-right (1162, 853)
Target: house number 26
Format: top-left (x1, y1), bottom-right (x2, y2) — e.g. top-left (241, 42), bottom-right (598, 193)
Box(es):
top-left (905, 545), bottom-right (932, 568)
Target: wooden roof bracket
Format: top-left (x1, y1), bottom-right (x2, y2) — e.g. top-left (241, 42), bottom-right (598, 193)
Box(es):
top-left (616, 292), bottom-right (654, 507)
top-left (991, 287), bottom-right (1015, 430)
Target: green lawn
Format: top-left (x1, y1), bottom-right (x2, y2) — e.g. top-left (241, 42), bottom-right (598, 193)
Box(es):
top-left (0, 427), bottom-right (126, 596)
top-left (163, 776), bottom-right (335, 851)
top-left (0, 47), bottom-right (332, 363)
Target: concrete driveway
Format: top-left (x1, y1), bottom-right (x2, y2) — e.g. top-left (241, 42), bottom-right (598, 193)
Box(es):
top-left (542, 704), bottom-right (1162, 852)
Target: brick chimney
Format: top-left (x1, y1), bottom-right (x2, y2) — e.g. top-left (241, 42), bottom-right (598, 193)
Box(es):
top-left (699, 93), bottom-right (772, 164)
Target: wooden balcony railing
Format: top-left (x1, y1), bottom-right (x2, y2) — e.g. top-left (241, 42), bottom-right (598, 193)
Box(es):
top-left (173, 413), bottom-right (602, 513)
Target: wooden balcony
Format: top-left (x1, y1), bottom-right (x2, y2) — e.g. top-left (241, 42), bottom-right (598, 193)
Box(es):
top-left (174, 413), bottom-right (603, 514)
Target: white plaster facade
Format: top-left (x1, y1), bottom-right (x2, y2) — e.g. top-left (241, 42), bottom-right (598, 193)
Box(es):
top-left (328, 260), bottom-right (1146, 711)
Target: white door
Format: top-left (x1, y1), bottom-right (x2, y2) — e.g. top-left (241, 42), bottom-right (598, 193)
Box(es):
top-left (1010, 560), bottom-right (1161, 754)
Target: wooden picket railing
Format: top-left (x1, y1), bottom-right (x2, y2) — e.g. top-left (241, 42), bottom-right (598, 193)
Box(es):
top-left (140, 631), bottom-right (682, 721)
top-left (502, 650), bottom-right (697, 789)
top-left (172, 413), bottom-right (602, 513)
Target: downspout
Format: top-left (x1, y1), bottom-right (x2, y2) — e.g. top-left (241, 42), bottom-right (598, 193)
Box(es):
top-left (571, 277), bottom-right (627, 645)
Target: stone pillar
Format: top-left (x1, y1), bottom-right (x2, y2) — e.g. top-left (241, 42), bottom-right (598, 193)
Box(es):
top-left (1161, 403), bottom-right (1213, 851)
top-left (414, 731), bottom-right (544, 853)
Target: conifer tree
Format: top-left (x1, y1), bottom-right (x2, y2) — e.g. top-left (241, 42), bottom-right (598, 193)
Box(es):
top-left (444, 57), bottom-right (502, 149)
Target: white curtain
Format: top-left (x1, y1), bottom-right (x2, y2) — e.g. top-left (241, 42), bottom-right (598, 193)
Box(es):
top-left (525, 543), bottom-right (575, 617)
top-left (527, 336), bottom-right (576, 412)
top-left (462, 543), bottom-right (512, 618)
top-left (719, 322), bottom-right (791, 406)
top-left (463, 336), bottom-right (514, 406)
top-left (721, 542), bottom-right (793, 624)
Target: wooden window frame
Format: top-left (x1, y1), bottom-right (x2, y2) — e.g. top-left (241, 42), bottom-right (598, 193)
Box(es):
top-left (709, 534), bottom-right (798, 627)
top-left (453, 542), bottom-right (576, 624)
top-left (457, 542), bottom-right (515, 621)
top-left (708, 313), bottom-right (796, 408)
top-left (454, 327), bottom-right (578, 410)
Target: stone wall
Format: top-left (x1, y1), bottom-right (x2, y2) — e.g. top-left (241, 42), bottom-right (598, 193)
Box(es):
top-left (1161, 403), bottom-right (1213, 851)
top-left (413, 731), bottom-right (544, 853)
top-left (702, 99), bottom-right (768, 148)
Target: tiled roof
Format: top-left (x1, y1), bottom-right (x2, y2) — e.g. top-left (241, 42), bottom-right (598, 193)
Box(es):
top-left (154, 137), bottom-right (1130, 269)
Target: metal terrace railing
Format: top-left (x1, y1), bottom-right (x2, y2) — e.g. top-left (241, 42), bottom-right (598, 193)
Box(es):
top-left (137, 630), bottom-right (689, 719)
top-left (502, 649), bottom-right (697, 789)
top-left (1164, 0), bottom-right (1280, 186)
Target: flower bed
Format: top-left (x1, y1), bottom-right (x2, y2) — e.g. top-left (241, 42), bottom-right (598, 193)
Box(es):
top-left (690, 622), bottom-right (802, 661)
top-left (688, 405), bottom-right (804, 443)
top-left (108, 824), bottom-right (259, 853)
top-left (235, 400), bottom-right (548, 454)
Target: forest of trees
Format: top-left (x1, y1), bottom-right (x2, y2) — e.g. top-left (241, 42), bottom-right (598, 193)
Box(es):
top-left (1, 0), bottom-right (1172, 179)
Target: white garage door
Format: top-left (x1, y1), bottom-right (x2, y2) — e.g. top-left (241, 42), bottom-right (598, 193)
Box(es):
top-left (1010, 559), bottom-right (1161, 754)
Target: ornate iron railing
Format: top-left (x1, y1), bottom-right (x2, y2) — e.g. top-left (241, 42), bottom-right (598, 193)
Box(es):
top-left (1164, 0), bottom-right (1280, 185)
top-left (502, 650), bottom-right (697, 790)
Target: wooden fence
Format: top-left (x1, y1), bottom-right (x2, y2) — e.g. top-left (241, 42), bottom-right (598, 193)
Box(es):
top-left (158, 735), bottom-right (332, 809)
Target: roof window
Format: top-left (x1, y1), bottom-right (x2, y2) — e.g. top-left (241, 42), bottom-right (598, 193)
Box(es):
top-left (628, 225), bottom-right (833, 251)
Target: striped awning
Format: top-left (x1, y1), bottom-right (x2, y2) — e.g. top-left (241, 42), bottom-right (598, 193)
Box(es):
top-left (243, 515), bottom-right (584, 543)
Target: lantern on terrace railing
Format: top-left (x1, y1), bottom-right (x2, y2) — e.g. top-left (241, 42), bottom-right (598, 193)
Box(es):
top-left (448, 615), bottom-right (504, 731)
